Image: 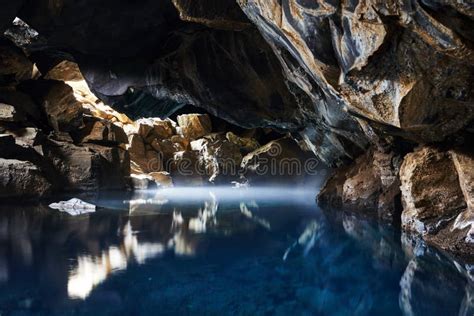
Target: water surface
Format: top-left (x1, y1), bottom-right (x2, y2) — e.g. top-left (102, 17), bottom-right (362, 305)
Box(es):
top-left (0, 187), bottom-right (472, 315)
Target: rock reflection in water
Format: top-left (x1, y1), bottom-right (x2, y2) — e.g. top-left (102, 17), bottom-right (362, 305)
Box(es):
top-left (0, 188), bottom-right (474, 315)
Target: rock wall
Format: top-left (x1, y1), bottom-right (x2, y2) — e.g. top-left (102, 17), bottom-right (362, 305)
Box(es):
top-left (0, 1), bottom-right (473, 257)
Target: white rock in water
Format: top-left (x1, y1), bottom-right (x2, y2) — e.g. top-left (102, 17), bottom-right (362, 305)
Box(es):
top-left (49, 198), bottom-right (96, 216)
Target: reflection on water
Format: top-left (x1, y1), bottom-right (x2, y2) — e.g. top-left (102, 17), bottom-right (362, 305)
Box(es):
top-left (0, 187), bottom-right (473, 315)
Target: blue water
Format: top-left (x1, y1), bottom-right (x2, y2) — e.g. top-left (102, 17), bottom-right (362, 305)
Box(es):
top-left (0, 187), bottom-right (472, 315)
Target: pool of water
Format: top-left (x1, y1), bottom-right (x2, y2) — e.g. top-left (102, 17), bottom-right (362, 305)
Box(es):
top-left (0, 187), bottom-right (473, 315)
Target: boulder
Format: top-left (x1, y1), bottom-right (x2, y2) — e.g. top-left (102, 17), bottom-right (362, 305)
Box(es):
top-left (318, 147), bottom-right (402, 222)
top-left (80, 117), bottom-right (128, 145)
top-left (21, 80), bottom-right (84, 132)
top-left (127, 134), bottom-right (163, 173)
top-left (400, 146), bottom-right (466, 235)
top-left (0, 158), bottom-right (51, 199)
top-left (44, 141), bottom-right (130, 191)
top-left (177, 114), bottom-right (212, 140)
top-left (127, 118), bottom-right (174, 141)
top-left (44, 60), bottom-right (84, 82)
top-left (191, 137), bottom-right (242, 183)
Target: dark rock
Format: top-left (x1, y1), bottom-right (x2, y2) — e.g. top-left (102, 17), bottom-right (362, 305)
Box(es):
top-left (43, 141), bottom-right (130, 191)
top-left (172, 0), bottom-right (250, 30)
top-left (241, 137), bottom-right (316, 185)
top-left (0, 1), bottom-right (24, 33)
top-left (0, 87), bottom-right (43, 124)
top-left (0, 39), bottom-right (35, 84)
top-left (0, 158), bottom-right (51, 199)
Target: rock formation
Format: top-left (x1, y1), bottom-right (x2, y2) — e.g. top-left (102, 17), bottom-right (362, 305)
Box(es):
top-left (0, 0), bottom-right (473, 257)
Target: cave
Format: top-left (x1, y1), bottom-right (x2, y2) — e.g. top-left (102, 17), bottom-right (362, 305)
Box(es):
top-left (0, 1), bottom-right (473, 314)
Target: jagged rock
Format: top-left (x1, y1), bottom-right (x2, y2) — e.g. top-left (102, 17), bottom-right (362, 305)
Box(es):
top-left (80, 117), bottom-right (128, 145)
top-left (177, 114), bottom-right (212, 140)
top-left (43, 141), bottom-right (130, 191)
top-left (190, 137), bottom-right (242, 183)
top-left (318, 148), bottom-right (402, 222)
top-left (149, 171), bottom-right (174, 188)
top-left (400, 146), bottom-right (466, 235)
top-left (421, 148), bottom-right (474, 257)
top-left (125, 118), bottom-right (174, 142)
top-left (20, 80), bottom-right (84, 132)
top-left (127, 134), bottom-right (163, 173)
top-left (241, 137), bottom-right (314, 184)
top-left (0, 158), bottom-right (51, 199)
top-left (226, 131), bottom-right (259, 155)
top-left (0, 40), bottom-right (35, 83)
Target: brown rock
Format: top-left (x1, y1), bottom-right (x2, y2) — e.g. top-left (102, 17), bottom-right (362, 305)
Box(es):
top-left (400, 147), bottom-right (466, 235)
top-left (80, 117), bottom-right (128, 145)
top-left (129, 118), bottom-right (174, 142)
top-left (127, 134), bottom-right (162, 173)
top-left (22, 80), bottom-right (84, 132)
top-left (44, 60), bottom-right (84, 82)
top-left (177, 114), bottom-right (212, 139)
top-left (0, 158), bottom-right (51, 199)
top-left (149, 171), bottom-right (174, 188)
top-left (318, 147), bottom-right (402, 222)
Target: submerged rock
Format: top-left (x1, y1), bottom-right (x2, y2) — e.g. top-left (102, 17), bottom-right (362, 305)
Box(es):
top-left (49, 198), bottom-right (96, 216)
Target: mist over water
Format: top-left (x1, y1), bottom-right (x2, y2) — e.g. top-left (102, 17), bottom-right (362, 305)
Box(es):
top-left (0, 186), bottom-right (473, 315)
